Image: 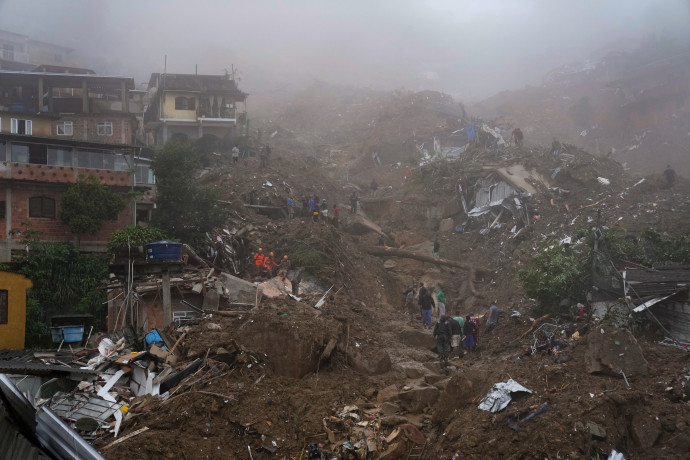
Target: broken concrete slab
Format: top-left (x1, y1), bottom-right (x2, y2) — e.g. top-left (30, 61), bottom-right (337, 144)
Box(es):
top-left (398, 384), bottom-right (440, 412)
top-left (584, 328), bottom-right (648, 377)
top-left (216, 272), bottom-right (262, 305)
top-left (587, 421), bottom-right (607, 440)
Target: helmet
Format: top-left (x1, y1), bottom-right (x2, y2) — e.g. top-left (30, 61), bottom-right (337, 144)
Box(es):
top-left (258, 248), bottom-right (263, 252)
top-left (322, 198), bottom-right (326, 202)
top-left (283, 255), bottom-right (288, 259)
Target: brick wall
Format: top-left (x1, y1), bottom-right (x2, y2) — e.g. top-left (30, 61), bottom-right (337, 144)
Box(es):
top-left (58, 117), bottom-right (134, 145)
top-left (0, 185), bottom-right (132, 244)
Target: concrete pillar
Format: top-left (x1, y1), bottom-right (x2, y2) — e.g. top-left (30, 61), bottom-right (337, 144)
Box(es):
top-left (2, 188), bottom-right (12, 262)
top-left (121, 81), bottom-right (129, 113)
top-left (82, 79), bottom-right (88, 113)
top-left (38, 78), bottom-right (44, 113)
top-left (162, 269), bottom-right (172, 327)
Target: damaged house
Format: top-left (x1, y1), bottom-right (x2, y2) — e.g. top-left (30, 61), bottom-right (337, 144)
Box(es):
top-left (625, 267), bottom-right (690, 345)
top-left (466, 165), bottom-right (546, 231)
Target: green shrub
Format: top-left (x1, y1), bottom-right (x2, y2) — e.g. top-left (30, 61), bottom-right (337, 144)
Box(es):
top-left (108, 226), bottom-right (168, 253)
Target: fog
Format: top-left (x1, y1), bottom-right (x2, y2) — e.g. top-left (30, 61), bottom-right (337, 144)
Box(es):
top-left (1, 0), bottom-right (689, 103)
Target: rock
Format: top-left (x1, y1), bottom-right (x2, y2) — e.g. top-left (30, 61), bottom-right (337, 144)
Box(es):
top-left (377, 384), bottom-right (400, 403)
top-left (397, 329), bottom-right (436, 348)
top-left (398, 384), bottom-right (440, 413)
top-left (439, 218), bottom-right (455, 233)
top-left (348, 348), bottom-right (392, 375)
top-left (584, 328), bottom-right (648, 377)
top-left (397, 362), bottom-right (429, 379)
top-left (432, 377), bottom-right (451, 391)
top-left (206, 322), bottom-right (222, 331)
top-left (383, 259), bottom-right (397, 269)
top-left (380, 402), bottom-right (400, 415)
top-left (401, 423), bottom-right (426, 444)
top-left (379, 441), bottom-right (406, 460)
top-left (424, 373), bottom-right (444, 385)
top-left (630, 414), bottom-right (660, 448)
top-left (587, 422), bottom-right (607, 440)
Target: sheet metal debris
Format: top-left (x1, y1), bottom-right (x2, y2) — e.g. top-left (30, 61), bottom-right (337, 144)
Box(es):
top-left (478, 379), bottom-right (532, 413)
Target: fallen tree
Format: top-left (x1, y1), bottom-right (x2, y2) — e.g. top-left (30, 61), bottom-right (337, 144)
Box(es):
top-left (365, 246), bottom-right (483, 272)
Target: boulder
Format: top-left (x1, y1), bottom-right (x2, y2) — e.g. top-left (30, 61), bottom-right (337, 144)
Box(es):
top-left (398, 384), bottom-right (440, 412)
top-left (397, 329), bottom-right (436, 348)
top-left (630, 414), bottom-right (660, 448)
top-left (379, 441), bottom-right (406, 460)
top-left (584, 328), bottom-right (648, 377)
top-left (397, 362), bottom-right (429, 379)
top-left (377, 384), bottom-right (400, 403)
top-left (348, 348), bottom-right (392, 375)
top-left (380, 402), bottom-right (400, 415)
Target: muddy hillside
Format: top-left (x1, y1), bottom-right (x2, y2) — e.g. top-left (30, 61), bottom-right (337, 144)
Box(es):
top-left (92, 88), bottom-right (690, 460)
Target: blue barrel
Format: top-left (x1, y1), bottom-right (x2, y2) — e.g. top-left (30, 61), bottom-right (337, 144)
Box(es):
top-left (146, 240), bottom-right (182, 262)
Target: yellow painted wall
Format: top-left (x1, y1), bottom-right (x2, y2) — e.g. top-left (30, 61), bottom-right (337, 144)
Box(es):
top-left (0, 114), bottom-right (52, 137)
top-left (0, 271), bottom-right (32, 350)
top-left (161, 91), bottom-right (197, 120)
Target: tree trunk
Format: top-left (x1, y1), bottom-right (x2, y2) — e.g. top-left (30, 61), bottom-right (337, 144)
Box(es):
top-left (364, 246), bottom-right (483, 272)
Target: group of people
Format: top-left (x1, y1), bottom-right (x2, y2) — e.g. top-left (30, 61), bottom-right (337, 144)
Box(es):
top-left (252, 248), bottom-right (290, 279)
top-left (405, 283), bottom-right (500, 366)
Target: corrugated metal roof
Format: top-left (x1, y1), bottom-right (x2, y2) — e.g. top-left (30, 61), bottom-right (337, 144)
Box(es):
top-left (0, 361), bottom-right (96, 377)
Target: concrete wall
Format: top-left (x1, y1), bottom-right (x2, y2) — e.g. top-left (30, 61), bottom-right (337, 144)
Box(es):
top-left (58, 117), bottom-right (134, 145)
top-left (161, 91), bottom-right (197, 120)
top-left (0, 270), bottom-right (32, 349)
top-left (0, 115), bottom-right (53, 137)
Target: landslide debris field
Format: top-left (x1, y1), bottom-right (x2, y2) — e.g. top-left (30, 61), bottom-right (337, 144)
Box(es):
top-left (97, 89), bottom-right (690, 460)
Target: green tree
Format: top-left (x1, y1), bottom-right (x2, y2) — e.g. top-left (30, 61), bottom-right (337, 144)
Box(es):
top-left (59, 174), bottom-right (127, 237)
top-left (151, 140), bottom-right (228, 247)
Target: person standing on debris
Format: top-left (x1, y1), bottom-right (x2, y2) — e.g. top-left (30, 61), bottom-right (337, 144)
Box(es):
top-left (301, 195), bottom-right (309, 217)
top-left (320, 198), bottom-right (329, 223)
top-left (259, 147), bottom-right (267, 168)
top-left (287, 267), bottom-right (304, 295)
top-left (264, 252), bottom-right (277, 276)
top-left (485, 305), bottom-right (499, 332)
top-left (419, 284), bottom-right (434, 329)
top-left (551, 138), bottom-right (562, 159)
top-left (333, 203), bottom-right (340, 227)
top-left (463, 315), bottom-right (477, 351)
top-left (418, 282), bottom-right (428, 301)
top-left (433, 239), bottom-right (440, 259)
top-left (253, 248), bottom-right (265, 273)
top-left (232, 145), bottom-right (240, 163)
top-left (436, 287), bottom-right (447, 317)
top-left (264, 144), bottom-right (271, 165)
top-left (404, 165), bottom-right (412, 183)
top-left (286, 196), bottom-right (294, 219)
top-left (451, 312), bottom-right (464, 356)
top-left (512, 128), bottom-right (524, 147)
top-left (370, 178), bottom-right (378, 197)
top-left (433, 315), bottom-right (453, 367)
top-left (664, 165), bottom-right (676, 187)
top-left (277, 255), bottom-right (290, 281)
top-left (349, 192), bottom-right (358, 214)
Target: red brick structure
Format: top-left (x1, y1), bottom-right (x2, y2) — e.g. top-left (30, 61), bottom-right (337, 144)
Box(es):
top-left (0, 68), bottom-right (155, 261)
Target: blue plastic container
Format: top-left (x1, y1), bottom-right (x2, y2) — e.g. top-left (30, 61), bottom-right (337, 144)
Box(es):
top-left (146, 240), bottom-right (182, 262)
top-left (62, 325), bottom-right (85, 343)
top-left (50, 327), bottom-right (64, 344)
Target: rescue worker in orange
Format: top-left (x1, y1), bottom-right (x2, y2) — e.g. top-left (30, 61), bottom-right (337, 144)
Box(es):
top-left (264, 251), bottom-right (277, 276)
top-left (253, 248), bottom-right (266, 275)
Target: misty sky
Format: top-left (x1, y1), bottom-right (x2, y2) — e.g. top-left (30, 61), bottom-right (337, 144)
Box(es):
top-left (1, 0), bottom-right (689, 102)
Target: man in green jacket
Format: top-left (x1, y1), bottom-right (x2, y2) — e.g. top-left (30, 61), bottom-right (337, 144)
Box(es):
top-left (436, 288), bottom-right (447, 317)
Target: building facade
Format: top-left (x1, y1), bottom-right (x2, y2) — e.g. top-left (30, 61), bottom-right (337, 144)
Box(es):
top-left (144, 73), bottom-right (248, 145)
top-left (0, 70), bottom-right (155, 260)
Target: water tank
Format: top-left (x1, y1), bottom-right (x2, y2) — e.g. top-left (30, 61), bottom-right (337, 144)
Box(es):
top-left (146, 240), bottom-right (182, 262)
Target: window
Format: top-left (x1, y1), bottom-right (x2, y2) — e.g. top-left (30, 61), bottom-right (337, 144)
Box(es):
top-left (11, 143), bottom-right (29, 163)
top-left (11, 143), bottom-right (47, 164)
top-left (97, 121), bottom-right (113, 136)
top-left (135, 164), bottom-right (155, 184)
top-left (175, 97), bottom-right (195, 111)
top-left (0, 141), bottom-right (5, 162)
top-left (47, 147), bottom-right (72, 166)
top-left (29, 197), bottom-right (55, 218)
top-left (10, 118), bottom-right (32, 135)
top-left (0, 290), bottom-right (7, 324)
top-left (56, 121), bottom-right (73, 136)
top-left (0, 201), bottom-right (5, 219)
